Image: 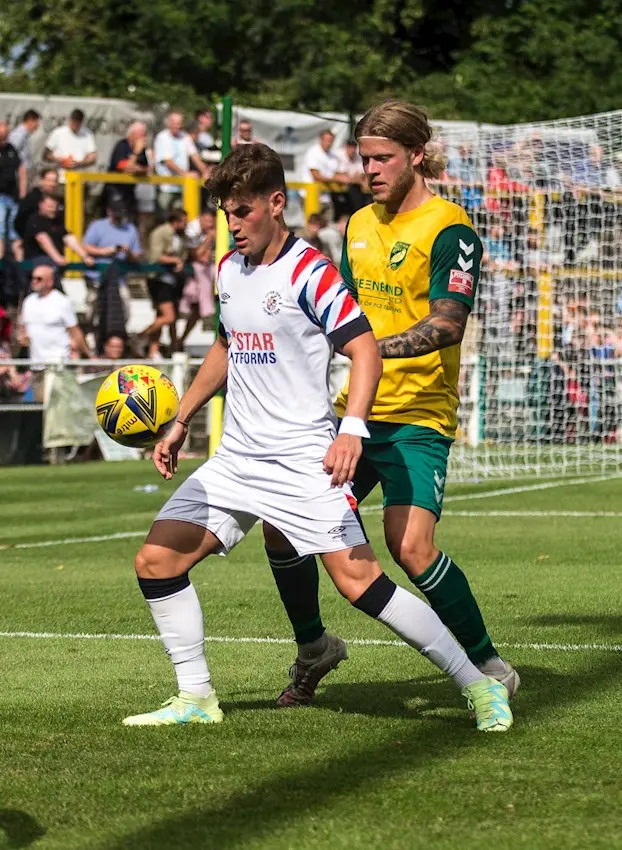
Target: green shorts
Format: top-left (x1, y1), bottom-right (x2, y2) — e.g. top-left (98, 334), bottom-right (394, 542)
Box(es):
top-left (353, 422), bottom-right (453, 518)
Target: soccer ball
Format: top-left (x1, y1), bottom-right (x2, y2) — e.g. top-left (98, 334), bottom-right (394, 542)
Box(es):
top-left (95, 365), bottom-right (180, 448)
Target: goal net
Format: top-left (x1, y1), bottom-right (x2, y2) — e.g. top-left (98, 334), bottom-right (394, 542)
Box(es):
top-left (431, 110), bottom-right (622, 480)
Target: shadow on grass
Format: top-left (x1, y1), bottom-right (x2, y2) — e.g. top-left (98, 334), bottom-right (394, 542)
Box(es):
top-left (106, 656), bottom-right (621, 850)
top-left (526, 613), bottom-right (622, 638)
top-left (0, 810), bottom-right (45, 848)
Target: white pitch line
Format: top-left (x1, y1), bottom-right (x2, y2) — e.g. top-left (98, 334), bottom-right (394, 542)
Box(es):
top-left (2, 473), bottom-right (620, 550)
top-left (0, 631), bottom-right (620, 653)
top-left (7, 531), bottom-right (146, 550)
top-left (444, 510), bottom-right (622, 517)
top-left (359, 472), bottom-right (622, 513)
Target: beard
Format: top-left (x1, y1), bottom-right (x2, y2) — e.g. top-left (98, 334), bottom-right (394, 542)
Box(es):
top-left (384, 165), bottom-right (416, 210)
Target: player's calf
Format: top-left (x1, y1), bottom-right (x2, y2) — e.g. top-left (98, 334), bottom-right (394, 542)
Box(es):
top-left (124, 521), bottom-right (224, 727)
top-left (321, 545), bottom-right (513, 732)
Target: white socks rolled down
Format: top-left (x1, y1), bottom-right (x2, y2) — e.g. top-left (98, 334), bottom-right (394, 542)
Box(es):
top-left (146, 583), bottom-right (213, 697)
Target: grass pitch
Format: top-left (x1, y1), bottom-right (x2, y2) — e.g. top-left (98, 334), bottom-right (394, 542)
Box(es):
top-left (1, 461), bottom-right (622, 850)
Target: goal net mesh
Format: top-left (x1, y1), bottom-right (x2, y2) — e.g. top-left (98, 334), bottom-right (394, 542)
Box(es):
top-left (431, 111), bottom-right (622, 480)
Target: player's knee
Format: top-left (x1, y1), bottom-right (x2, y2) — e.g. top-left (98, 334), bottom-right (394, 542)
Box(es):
top-left (386, 533), bottom-right (436, 575)
top-left (134, 544), bottom-right (169, 579)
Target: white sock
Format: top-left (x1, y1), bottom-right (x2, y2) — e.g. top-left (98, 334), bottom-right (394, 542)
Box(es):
top-left (147, 583), bottom-right (212, 698)
top-left (377, 585), bottom-right (485, 689)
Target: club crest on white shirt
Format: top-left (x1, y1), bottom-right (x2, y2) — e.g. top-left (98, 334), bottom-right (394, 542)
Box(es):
top-left (263, 290), bottom-right (283, 316)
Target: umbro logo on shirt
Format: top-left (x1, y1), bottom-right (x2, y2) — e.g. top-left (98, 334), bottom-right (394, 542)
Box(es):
top-left (220, 292), bottom-right (231, 302)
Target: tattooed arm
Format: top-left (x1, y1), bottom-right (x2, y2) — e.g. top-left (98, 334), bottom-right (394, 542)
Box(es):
top-left (377, 299), bottom-right (471, 358)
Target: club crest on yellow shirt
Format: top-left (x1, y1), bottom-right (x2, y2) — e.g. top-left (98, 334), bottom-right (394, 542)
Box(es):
top-left (388, 241), bottom-right (410, 270)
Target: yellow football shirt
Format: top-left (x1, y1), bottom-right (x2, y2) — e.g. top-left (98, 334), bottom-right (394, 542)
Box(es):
top-left (334, 195), bottom-right (483, 437)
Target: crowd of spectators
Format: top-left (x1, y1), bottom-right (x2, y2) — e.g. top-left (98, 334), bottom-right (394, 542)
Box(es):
top-left (0, 107), bottom-right (621, 444)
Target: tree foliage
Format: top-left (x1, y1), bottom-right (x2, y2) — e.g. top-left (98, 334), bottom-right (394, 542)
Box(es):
top-left (1, 0), bottom-right (621, 122)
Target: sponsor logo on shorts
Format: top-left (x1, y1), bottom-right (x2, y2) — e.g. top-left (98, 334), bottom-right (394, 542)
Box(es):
top-left (220, 291), bottom-right (231, 303)
top-left (263, 290), bottom-right (282, 316)
top-left (328, 524), bottom-right (347, 539)
top-left (448, 269), bottom-right (474, 297)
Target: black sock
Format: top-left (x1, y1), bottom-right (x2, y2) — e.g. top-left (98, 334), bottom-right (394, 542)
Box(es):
top-left (266, 548), bottom-right (325, 644)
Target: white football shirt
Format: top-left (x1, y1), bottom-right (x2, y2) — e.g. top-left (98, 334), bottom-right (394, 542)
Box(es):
top-left (217, 236), bottom-right (370, 459)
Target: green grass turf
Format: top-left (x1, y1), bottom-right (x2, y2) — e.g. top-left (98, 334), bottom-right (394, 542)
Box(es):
top-left (1, 461), bottom-right (622, 850)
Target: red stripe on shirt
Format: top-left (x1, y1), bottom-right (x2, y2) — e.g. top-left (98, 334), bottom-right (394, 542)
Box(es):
top-left (217, 249), bottom-right (236, 275)
top-left (313, 264), bottom-right (340, 306)
top-left (333, 293), bottom-right (358, 329)
top-left (291, 247), bottom-right (322, 286)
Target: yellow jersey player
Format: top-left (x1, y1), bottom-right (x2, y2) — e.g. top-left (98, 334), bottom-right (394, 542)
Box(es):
top-left (264, 100), bottom-right (519, 710)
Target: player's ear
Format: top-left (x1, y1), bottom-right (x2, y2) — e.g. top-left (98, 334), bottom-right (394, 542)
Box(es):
top-left (269, 190), bottom-right (286, 218)
top-left (410, 145), bottom-right (425, 170)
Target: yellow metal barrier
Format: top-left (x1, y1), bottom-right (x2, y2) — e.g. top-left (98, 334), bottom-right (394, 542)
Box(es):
top-left (63, 171), bottom-right (202, 263)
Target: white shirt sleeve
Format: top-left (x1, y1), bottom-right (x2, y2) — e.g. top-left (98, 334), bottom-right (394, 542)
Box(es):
top-left (83, 131), bottom-right (97, 156)
top-left (154, 131), bottom-right (173, 165)
top-left (60, 295), bottom-right (78, 329)
top-left (184, 134), bottom-right (198, 157)
top-left (45, 127), bottom-right (62, 153)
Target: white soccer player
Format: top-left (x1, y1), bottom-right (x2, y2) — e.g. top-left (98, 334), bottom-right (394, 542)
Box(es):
top-left (123, 143), bottom-right (513, 732)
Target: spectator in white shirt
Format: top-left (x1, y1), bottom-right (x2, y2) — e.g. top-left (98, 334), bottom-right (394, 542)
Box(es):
top-left (154, 111), bottom-right (208, 213)
top-left (336, 138), bottom-right (366, 216)
top-left (8, 109), bottom-right (41, 180)
top-left (43, 109), bottom-right (97, 183)
top-left (303, 130), bottom-right (344, 185)
top-left (303, 129), bottom-right (350, 213)
top-left (18, 264), bottom-right (92, 398)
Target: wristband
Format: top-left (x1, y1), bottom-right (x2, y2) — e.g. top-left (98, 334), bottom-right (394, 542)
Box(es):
top-left (338, 416), bottom-right (370, 439)
top-left (177, 419), bottom-right (191, 428)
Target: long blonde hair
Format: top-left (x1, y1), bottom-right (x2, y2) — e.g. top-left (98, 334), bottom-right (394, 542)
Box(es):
top-left (355, 99), bottom-right (446, 179)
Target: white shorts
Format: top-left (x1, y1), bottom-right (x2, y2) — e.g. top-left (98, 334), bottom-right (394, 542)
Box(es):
top-left (155, 448), bottom-right (367, 556)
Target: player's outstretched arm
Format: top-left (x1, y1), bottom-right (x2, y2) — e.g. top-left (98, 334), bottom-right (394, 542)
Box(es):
top-left (377, 299), bottom-right (470, 359)
top-left (152, 336), bottom-right (228, 479)
top-left (323, 330), bottom-right (382, 486)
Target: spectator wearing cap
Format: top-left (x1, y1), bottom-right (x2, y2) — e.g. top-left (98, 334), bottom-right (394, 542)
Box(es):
top-left (108, 121), bottom-right (152, 220)
top-left (14, 168), bottom-right (62, 241)
top-left (0, 120), bottom-right (26, 260)
top-left (233, 119), bottom-right (257, 146)
top-left (154, 111), bottom-right (208, 215)
top-left (83, 195), bottom-right (142, 321)
top-left (8, 109), bottom-right (41, 183)
top-left (23, 193), bottom-right (94, 274)
top-left (43, 109), bottom-right (97, 184)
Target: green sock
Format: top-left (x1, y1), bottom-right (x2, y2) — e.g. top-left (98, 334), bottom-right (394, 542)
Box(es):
top-left (412, 551), bottom-right (498, 666)
top-left (266, 549), bottom-right (325, 645)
